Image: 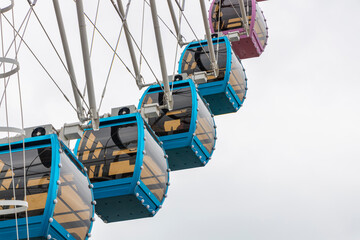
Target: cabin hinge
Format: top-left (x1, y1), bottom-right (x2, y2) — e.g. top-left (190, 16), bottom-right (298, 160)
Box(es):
top-left (227, 32), bottom-right (241, 42)
top-left (61, 123), bottom-right (84, 140)
top-left (141, 103), bottom-right (161, 121)
top-left (192, 71), bottom-right (208, 85)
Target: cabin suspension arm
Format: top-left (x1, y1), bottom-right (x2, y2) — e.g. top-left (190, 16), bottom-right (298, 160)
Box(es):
top-left (149, 0), bottom-right (173, 110)
top-left (200, 0), bottom-right (219, 78)
top-left (75, 0), bottom-right (100, 130)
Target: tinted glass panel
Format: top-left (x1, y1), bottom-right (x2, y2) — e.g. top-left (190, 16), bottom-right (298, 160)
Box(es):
top-left (77, 123), bottom-right (138, 182)
top-left (254, 4), bottom-right (267, 48)
top-left (53, 150), bottom-right (92, 240)
top-left (181, 41), bottom-right (227, 83)
top-left (195, 98), bottom-right (215, 154)
top-left (140, 129), bottom-right (168, 202)
top-left (0, 147), bottom-right (51, 221)
top-left (142, 87), bottom-right (192, 136)
top-left (144, 121), bottom-right (161, 145)
top-left (229, 54), bottom-right (246, 102)
top-left (211, 0), bottom-right (252, 31)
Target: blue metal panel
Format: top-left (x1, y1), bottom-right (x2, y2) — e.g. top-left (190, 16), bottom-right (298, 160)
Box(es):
top-left (198, 80), bottom-right (226, 96)
top-left (49, 220), bottom-right (77, 240)
top-left (0, 136), bottom-right (52, 154)
top-left (0, 216), bottom-right (44, 239)
top-left (203, 93), bottom-right (235, 115)
top-left (166, 147), bottom-right (203, 171)
top-left (96, 195), bottom-right (151, 222)
top-left (193, 136), bottom-right (211, 159)
top-left (226, 84), bottom-right (241, 108)
top-left (136, 181), bottom-right (160, 213)
top-left (192, 137), bottom-right (209, 165)
top-left (93, 178), bottom-right (133, 199)
top-left (159, 132), bottom-right (192, 150)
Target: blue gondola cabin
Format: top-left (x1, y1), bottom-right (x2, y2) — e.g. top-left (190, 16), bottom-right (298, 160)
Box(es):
top-left (139, 79), bottom-right (216, 171)
top-left (179, 36), bottom-right (247, 115)
top-left (75, 109), bottom-right (169, 223)
top-left (0, 125), bottom-right (94, 240)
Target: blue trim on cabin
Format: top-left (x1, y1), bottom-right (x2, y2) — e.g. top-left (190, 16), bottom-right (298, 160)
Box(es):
top-left (189, 79), bottom-right (198, 137)
top-left (130, 114), bottom-right (145, 193)
top-left (43, 134), bottom-right (60, 237)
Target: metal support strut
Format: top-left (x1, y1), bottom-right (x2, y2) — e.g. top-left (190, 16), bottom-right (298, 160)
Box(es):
top-left (200, 0), bottom-right (219, 77)
top-left (149, 0), bottom-right (173, 110)
top-left (167, 0), bottom-right (184, 46)
top-left (52, 0), bottom-right (86, 122)
top-left (75, 0), bottom-right (100, 130)
top-left (116, 0), bottom-right (144, 89)
top-left (238, 0), bottom-right (250, 36)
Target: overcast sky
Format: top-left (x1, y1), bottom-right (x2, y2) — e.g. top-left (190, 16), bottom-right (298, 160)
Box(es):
top-left (1, 0), bottom-right (360, 240)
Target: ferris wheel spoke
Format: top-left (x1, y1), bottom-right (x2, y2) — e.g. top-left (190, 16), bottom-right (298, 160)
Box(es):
top-left (11, 6), bottom-right (30, 239)
top-left (144, 0), bottom-right (178, 41)
top-left (139, 0), bottom-right (145, 72)
top-left (0, 9), bottom-right (32, 109)
top-left (174, 2), bottom-right (213, 68)
top-left (0, 8), bottom-right (32, 69)
top-left (1, 13), bottom-right (78, 114)
top-left (83, 9), bottom-right (136, 79)
top-left (97, 20), bottom-right (125, 113)
top-left (89, 0), bottom-right (100, 58)
top-left (110, 1), bottom-right (162, 89)
top-left (26, 3), bottom-right (91, 113)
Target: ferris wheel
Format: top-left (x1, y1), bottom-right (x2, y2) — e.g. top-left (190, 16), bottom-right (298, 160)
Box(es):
top-left (0, 0), bottom-right (269, 239)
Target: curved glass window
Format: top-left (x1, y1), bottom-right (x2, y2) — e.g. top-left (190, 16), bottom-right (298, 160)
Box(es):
top-left (195, 98), bottom-right (215, 154)
top-left (140, 127), bottom-right (168, 202)
top-left (77, 123), bottom-right (138, 182)
top-left (0, 144), bottom-right (52, 221)
top-left (142, 87), bottom-right (192, 136)
top-left (253, 4), bottom-right (267, 48)
top-left (229, 54), bottom-right (246, 102)
top-left (181, 40), bottom-right (227, 83)
top-left (211, 0), bottom-right (252, 32)
top-left (53, 148), bottom-right (92, 240)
